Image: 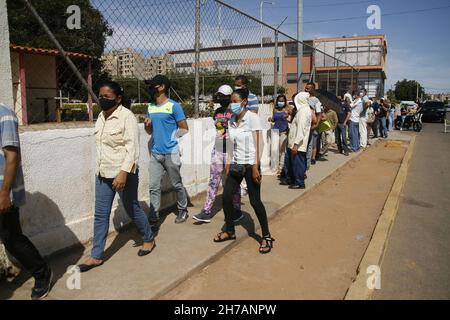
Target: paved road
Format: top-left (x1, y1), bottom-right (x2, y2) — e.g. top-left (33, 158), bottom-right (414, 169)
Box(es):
top-left (374, 123), bottom-right (450, 300)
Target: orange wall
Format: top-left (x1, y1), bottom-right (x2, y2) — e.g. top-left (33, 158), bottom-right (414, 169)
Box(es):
top-left (282, 55), bottom-right (313, 99)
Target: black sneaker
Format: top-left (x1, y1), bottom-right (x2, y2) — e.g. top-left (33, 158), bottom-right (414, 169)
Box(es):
top-left (193, 210), bottom-right (211, 223)
top-left (31, 266), bottom-right (53, 300)
top-left (279, 179), bottom-right (292, 186)
top-left (175, 209), bottom-right (189, 224)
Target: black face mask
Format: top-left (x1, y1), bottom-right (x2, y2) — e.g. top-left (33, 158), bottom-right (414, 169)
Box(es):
top-left (99, 98), bottom-right (117, 111)
top-left (149, 86), bottom-right (159, 102)
top-left (219, 98), bottom-right (231, 109)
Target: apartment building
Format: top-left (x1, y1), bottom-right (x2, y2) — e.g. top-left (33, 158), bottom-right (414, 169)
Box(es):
top-left (102, 48), bottom-right (173, 80)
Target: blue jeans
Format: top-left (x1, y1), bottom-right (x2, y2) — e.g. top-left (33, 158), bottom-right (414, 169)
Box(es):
top-left (286, 148), bottom-right (307, 187)
top-left (388, 112), bottom-right (395, 131)
top-left (92, 171), bottom-right (153, 260)
top-left (148, 152), bottom-right (188, 221)
top-left (335, 123), bottom-right (350, 153)
top-left (306, 130), bottom-right (315, 170)
top-left (378, 116), bottom-right (388, 138)
top-left (349, 121), bottom-right (360, 152)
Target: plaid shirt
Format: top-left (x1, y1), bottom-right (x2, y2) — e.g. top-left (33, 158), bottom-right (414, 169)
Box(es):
top-left (0, 103), bottom-right (26, 207)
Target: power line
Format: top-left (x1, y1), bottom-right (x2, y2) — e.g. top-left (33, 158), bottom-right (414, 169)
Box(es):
top-left (271, 0), bottom-right (378, 9)
top-left (277, 5), bottom-right (450, 25)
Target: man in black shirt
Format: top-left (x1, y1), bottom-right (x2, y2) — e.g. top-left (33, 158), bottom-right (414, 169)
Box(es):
top-left (335, 97), bottom-right (351, 156)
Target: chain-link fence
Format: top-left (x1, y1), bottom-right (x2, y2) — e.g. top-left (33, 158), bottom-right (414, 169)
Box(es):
top-left (6, 0), bottom-right (361, 125)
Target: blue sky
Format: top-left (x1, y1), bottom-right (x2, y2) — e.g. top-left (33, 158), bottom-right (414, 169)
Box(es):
top-left (223, 0), bottom-right (450, 93)
top-left (94, 0), bottom-right (450, 93)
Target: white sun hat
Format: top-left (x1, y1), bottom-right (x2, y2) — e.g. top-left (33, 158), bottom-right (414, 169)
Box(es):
top-left (217, 84), bottom-right (233, 96)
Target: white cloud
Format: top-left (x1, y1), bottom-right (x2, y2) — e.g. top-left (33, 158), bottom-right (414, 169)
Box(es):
top-left (387, 48), bottom-right (450, 93)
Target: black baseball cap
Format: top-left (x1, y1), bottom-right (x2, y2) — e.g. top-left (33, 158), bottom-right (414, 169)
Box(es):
top-left (144, 75), bottom-right (171, 91)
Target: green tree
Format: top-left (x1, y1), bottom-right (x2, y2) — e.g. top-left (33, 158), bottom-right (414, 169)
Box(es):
top-left (7, 0), bottom-right (113, 100)
top-left (394, 79), bottom-right (425, 101)
top-left (386, 89), bottom-right (398, 104)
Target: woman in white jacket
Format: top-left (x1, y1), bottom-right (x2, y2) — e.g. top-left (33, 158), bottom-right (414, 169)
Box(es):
top-left (284, 92), bottom-right (312, 189)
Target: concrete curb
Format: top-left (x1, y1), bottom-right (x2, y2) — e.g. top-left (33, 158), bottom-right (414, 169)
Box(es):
top-left (344, 135), bottom-right (416, 300)
top-left (153, 142), bottom-right (381, 300)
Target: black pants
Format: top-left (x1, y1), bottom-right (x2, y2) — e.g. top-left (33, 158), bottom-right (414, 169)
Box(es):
top-left (370, 119), bottom-right (378, 138)
top-left (0, 207), bottom-right (47, 279)
top-left (222, 165), bottom-right (269, 236)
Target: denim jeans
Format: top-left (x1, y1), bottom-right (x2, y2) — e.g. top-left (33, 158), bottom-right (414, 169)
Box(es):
top-left (335, 123), bottom-right (350, 153)
top-left (349, 121), bottom-right (360, 151)
top-left (306, 129), bottom-right (315, 170)
top-left (389, 112), bottom-right (395, 131)
top-left (400, 116), bottom-right (406, 129)
top-left (92, 171), bottom-right (153, 260)
top-left (378, 116), bottom-right (388, 138)
top-left (285, 148), bottom-right (307, 187)
top-left (0, 207), bottom-right (48, 279)
top-left (148, 152), bottom-right (188, 221)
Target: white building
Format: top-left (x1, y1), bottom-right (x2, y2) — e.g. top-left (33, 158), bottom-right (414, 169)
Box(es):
top-left (168, 40), bottom-right (284, 87)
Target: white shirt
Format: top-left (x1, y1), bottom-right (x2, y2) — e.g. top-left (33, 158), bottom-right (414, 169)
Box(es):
top-left (228, 110), bottom-right (262, 165)
top-left (350, 98), bottom-right (363, 123)
top-left (288, 104), bottom-right (312, 152)
top-left (308, 96), bottom-right (323, 113)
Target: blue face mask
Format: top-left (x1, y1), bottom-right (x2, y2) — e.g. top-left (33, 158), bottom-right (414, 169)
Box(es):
top-left (277, 102), bottom-right (285, 108)
top-left (230, 102), bottom-right (242, 115)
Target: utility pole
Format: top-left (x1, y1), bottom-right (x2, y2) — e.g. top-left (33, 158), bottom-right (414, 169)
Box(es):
top-left (416, 82), bottom-right (419, 101)
top-left (273, 16), bottom-right (288, 102)
top-left (194, 0), bottom-right (201, 118)
top-left (260, 1), bottom-right (274, 107)
top-left (138, 79), bottom-right (141, 103)
top-left (297, 0), bottom-right (303, 91)
top-left (218, 4), bottom-right (222, 44)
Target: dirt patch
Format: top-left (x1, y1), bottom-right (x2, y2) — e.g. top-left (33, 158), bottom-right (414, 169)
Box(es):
top-left (161, 141), bottom-right (408, 300)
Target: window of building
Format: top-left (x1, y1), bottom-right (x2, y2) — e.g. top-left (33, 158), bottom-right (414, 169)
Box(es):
top-left (287, 73), bottom-right (297, 83)
top-left (286, 43), bottom-right (298, 56)
top-left (175, 62), bottom-right (192, 68)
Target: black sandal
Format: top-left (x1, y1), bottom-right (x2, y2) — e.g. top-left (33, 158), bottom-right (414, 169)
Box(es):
top-left (213, 231), bottom-right (236, 243)
top-left (259, 236), bottom-right (275, 254)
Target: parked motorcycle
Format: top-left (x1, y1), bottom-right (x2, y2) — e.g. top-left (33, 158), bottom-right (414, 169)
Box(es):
top-left (395, 113), bottom-right (423, 132)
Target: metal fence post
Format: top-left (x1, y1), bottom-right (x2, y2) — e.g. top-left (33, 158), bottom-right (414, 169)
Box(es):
top-left (273, 29), bottom-right (278, 101)
top-left (336, 60), bottom-right (339, 96)
top-left (21, 0), bottom-right (100, 114)
top-left (194, 0), bottom-right (201, 118)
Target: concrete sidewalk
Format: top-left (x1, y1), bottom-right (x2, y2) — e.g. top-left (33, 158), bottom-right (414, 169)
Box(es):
top-left (2, 144), bottom-right (371, 300)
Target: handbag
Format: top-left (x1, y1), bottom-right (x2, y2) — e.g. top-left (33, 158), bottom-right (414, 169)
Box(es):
top-left (367, 107), bottom-right (376, 124)
top-left (229, 163), bottom-right (247, 178)
top-left (318, 120), bottom-right (332, 133)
